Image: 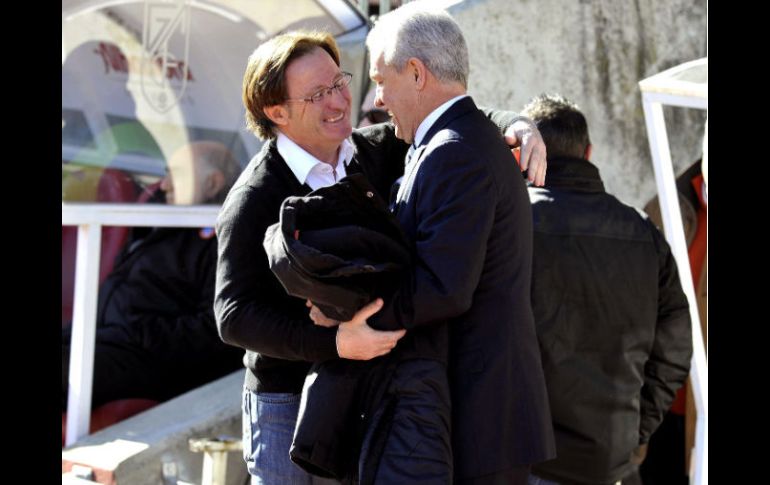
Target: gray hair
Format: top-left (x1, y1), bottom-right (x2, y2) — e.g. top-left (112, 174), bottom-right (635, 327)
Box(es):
top-left (366, 4), bottom-right (469, 88)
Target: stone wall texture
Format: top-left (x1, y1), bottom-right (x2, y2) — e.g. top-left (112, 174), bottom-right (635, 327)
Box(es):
top-left (448, 0), bottom-right (707, 207)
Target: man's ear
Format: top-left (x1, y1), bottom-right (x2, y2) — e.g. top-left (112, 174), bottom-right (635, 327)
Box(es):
top-left (203, 170), bottom-right (225, 202)
top-left (584, 144), bottom-right (592, 161)
top-left (263, 104), bottom-right (290, 126)
top-left (407, 58), bottom-right (428, 90)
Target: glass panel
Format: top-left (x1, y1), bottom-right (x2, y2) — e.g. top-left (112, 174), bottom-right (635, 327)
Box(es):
top-left (62, 0), bottom-right (367, 205)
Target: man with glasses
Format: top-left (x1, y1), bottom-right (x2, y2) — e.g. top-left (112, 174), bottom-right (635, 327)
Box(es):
top-left (215, 30), bottom-right (546, 484)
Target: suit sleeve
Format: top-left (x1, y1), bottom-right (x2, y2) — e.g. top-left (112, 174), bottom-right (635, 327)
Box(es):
top-left (369, 141), bottom-right (496, 330)
top-left (638, 221), bottom-right (694, 443)
top-left (478, 107), bottom-right (528, 137)
top-left (357, 111), bottom-right (521, 156)
top-left (214, 184), bottom-right (339, 362)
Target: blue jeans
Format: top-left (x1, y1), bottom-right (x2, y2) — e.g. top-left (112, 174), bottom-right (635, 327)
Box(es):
top-left (528, 475), bottom-right (560, 485)
top-left (528, 474), bottom-right (623, 485)
top-left (242, 388), bottom-right (339, 485)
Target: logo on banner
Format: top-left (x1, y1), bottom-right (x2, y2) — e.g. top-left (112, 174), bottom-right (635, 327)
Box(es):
top-left (141, 0), bottom-right (192, 113)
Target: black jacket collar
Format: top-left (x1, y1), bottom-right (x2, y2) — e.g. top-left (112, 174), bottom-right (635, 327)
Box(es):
top-left (540, 156), bottom-right (605, 193)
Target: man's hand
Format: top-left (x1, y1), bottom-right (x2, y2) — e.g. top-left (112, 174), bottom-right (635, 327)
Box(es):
top-left (630, 443), bottom-right (648, 465)
top-left (504, 119), bottom-right (547, 186)
top-left (335, 299), bottom-right (406, 360)
top-left (306, 300), bottom-right (340, 327)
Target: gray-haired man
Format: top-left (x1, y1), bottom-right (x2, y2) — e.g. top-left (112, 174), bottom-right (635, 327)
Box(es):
top-left (315, 5), bottom-right (556, 484)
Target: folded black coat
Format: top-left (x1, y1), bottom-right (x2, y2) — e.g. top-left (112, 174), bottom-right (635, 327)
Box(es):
top-left (263, 173), bottom-right (412, 481)
top-left (264, 173), bottom-right (412, 322)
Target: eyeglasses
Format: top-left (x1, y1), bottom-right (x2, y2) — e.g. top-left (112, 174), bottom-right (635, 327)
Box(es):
top-left (285, 72), bottom-right (353, 105)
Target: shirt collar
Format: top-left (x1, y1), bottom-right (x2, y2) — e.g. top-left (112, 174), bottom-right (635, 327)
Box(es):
top-left (413, 94), bottom-right (468, 147)
top-left (276, 132), bottom-right (354, 185)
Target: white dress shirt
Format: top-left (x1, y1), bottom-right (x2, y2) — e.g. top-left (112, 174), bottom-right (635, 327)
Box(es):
top-left (277, 132), bottom-right (355, 190)
top-left (413, 94), bottom-right (468, 147)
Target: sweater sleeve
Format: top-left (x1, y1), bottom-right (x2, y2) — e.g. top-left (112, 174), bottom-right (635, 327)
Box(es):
top-left (478, 107), bottom-right (528, 138)
top-left (214, 184), bottom-right (339, 362)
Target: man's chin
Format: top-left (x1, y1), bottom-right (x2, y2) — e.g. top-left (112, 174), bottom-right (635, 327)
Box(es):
top-left (393, 126), bottom-right (411, 143)
top-left (325, 122), bottom-right (352, 140)
top-left (393, 125), bottom-right (405, 141)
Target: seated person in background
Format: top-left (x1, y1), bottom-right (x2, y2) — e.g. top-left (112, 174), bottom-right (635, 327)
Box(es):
top-left (521, 94), bottom-right (693, 485)
top-left (62, 141), bottom-right (244, 411)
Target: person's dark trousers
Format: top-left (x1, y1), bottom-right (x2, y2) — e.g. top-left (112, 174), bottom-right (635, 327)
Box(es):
top-left (459, 466), bottom-right (531, 485)
top-left (359, 358), bottom-right (452, 485)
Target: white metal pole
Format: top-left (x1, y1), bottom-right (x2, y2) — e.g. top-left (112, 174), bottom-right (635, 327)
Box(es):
top-left (641, 95), bottom-right (707, 485)
top-left (65, 223), bottom-right (102, 446)
top-left (380, 0), bottom-right (391, 16)
top-left (200, 451), bottom-right (227, 485)
top-left (190, 437), bottom-right (242, 485)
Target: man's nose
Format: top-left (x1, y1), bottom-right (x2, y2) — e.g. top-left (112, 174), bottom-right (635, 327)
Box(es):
top-left (373, 93), bottom-right (385, 109)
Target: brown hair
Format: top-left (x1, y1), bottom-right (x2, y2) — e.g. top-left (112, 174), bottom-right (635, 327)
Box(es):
top-left (521, 93), bottom-right (591, 159)
top-left (242, 31), bottom-right (341, 140)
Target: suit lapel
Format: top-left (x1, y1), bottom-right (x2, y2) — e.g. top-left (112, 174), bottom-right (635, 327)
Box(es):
top-left (395, 145), bottom-right (427, 205)
top-left (393, 97), bottom-right (477, 210)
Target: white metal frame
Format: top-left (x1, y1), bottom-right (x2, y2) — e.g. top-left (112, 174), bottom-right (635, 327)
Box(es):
top-left (639, 57), bottom-right (707, 485)
top-left (62, 203), bottom-right (220, 446)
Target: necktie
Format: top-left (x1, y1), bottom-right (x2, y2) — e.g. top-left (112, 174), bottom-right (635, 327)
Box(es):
top-left (405, 143), bottom-right (416, 165)
top-left (390, 144), bottom-right (418, 209)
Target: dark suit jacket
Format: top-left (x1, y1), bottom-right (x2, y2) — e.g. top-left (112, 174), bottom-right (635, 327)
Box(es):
top-left (368, 96), bottom-right (557, 478)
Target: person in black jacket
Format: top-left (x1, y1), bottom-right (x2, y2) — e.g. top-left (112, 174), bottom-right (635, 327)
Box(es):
top-left (521, 94), bottom-right (693, 485)
top-left (61, 141), bottom-right (243, 410)
top-left (214, 29), bottom-right (547, 485)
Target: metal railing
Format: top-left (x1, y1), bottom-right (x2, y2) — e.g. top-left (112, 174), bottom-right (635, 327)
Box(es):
top-left (62, 202), bottom-right (220, 446)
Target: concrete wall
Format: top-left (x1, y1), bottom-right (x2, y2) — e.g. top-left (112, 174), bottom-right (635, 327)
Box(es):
top-left (449, 0), bottom-right (707, 207)
top-left (63, 371), bottom-right (247, 485)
